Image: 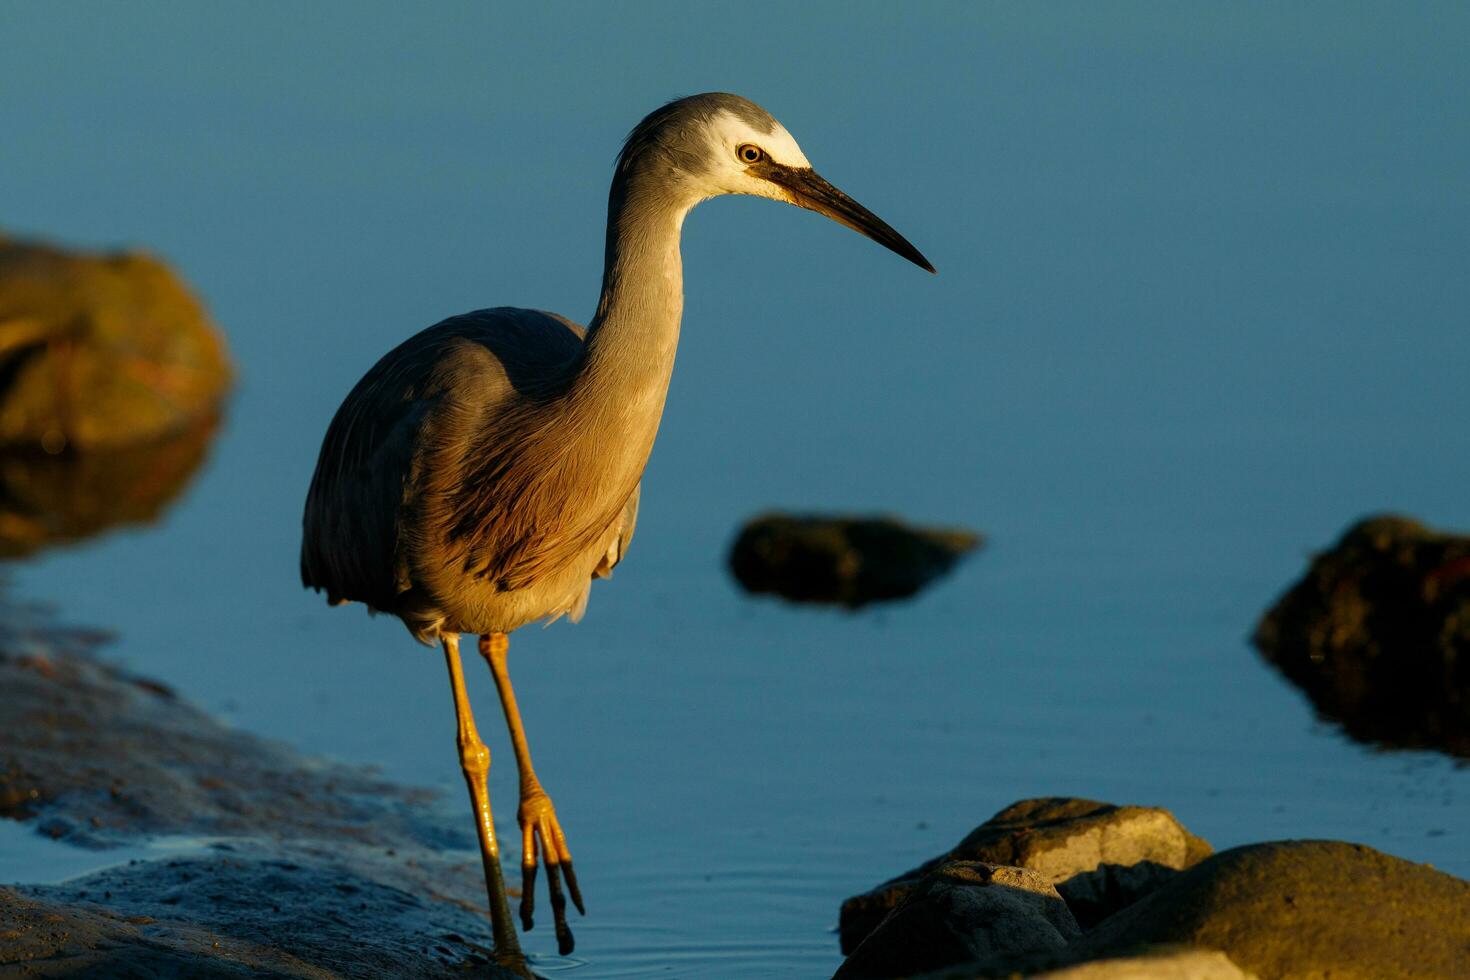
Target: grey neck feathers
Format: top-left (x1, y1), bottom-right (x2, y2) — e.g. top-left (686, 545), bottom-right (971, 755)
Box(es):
top-left (573, 160), bottom-right (698, 427)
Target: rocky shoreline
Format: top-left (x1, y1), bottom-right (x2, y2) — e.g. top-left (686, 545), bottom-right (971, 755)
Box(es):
top-left (832, 799), bottom-right (1468, 979)
top-left (0, 607), bottom-right (519, 978)
top-left (7, 637), bottom-right (1465, 979)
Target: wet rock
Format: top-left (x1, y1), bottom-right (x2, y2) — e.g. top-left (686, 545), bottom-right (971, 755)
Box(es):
top-left (833, 862), bottom-right (1080, 980)
top-left (1060, 840), bottom-right (1470, 980)
top-left (2, 857), bottom-right (523, 979)
top-left (0, 633), bottom-right (443, 847)
top-left (0, 233), bottom-right (232, 452)
top-left (0, 598), bottom-right (528, 976)
top-left (0, 413), bottom-right (219, 558)
top-left (1253, 514), bottom-right (1470, 757)
top-left (728, 512), bottom-right (981, 607)
top-left (840, 798), bottom-right (1211, 953)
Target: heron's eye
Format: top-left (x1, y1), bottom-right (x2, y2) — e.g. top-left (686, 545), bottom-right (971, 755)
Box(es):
top-left (737, 143), bottom-right (765, 164)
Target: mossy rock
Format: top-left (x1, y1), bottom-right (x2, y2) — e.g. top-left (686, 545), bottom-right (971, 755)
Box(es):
top-left (0, 234), bottom-right (232, 451)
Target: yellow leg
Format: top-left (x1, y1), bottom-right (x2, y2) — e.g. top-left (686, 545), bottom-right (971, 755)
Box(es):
top-left (442, 634), bottom-right (529, 977)
top-left (480, 632), bottom-right (583, 956)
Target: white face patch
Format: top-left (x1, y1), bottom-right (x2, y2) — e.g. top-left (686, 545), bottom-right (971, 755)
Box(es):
top-left (695, 110), bottom-right (813, 201)
top-left (715, 112), bottom-right (810, 169)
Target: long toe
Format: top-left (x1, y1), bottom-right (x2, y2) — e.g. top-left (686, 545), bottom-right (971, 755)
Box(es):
top-left (518, 791), bottom-right (584, 952)
top-left (545, 858), bottom-right (574, 954)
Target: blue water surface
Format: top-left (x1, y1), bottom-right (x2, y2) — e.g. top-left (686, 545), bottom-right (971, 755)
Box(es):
top-left (3, 4), bottom-right (1467, 976)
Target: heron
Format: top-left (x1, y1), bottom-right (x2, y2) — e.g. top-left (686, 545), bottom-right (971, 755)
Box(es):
top-left (300, 92), bottom-right (932, 974)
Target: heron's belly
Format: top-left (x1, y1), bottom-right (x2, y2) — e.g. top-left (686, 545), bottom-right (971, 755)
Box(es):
top-left (403, 543), bottom-right (608, 641)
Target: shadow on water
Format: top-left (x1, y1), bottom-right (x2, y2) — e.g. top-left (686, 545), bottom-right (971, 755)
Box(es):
top-left (0, 415), bottom-right (222, 559)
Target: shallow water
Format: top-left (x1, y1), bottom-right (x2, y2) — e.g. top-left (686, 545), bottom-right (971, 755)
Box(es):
top-left (4, 5), bottom-right (1469, 977)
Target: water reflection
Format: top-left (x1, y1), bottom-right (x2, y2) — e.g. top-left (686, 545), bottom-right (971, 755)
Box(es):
top-left (0, 416), bottom-right (221, 558)
top-left (1254, 515), bottom-right (1470, 760)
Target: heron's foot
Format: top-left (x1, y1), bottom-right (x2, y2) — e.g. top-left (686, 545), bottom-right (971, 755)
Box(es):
top-left (518, 787), bottom-right (583, 954)
top-left (492, 947), bottom-right (535, 980)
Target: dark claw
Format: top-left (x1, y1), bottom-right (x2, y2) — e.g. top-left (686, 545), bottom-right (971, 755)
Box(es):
top-left (562, 860), bottom-right (585, 916)
top-left (520, 863), bottom-right (538, 931)
top-left (545, 861), bottom-right (574, 955)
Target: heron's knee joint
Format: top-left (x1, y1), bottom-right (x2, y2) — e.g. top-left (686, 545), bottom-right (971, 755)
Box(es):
top-left (479, 632), bottom-right (509, 664)
top-left (457, 736), bottom-right (490, 776)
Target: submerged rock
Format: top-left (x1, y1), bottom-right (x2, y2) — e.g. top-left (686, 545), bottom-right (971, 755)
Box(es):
top-left (727, 512), bottom-right (981, 607)
top-left (1253, 514), bottom-right (1470, 757)
top-left (0, 233), bottom-right (232, 452)
top-left (834, 862), bottom-right (1080, 979)
top-left (839, 798), bottom-right (1211, 953)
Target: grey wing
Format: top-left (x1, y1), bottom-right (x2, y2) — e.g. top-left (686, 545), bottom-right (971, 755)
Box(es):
top-left (300, 308), bottom-right (585, 612)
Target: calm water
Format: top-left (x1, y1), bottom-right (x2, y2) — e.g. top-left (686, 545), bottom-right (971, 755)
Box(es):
top-left (4, 4), bottom-right (1468, 976)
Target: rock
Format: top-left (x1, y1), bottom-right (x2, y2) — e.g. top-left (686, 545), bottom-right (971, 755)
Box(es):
top-left (1253, 514), bottom-right (1470, 757)
top-left (0, 233), bottom-right (232, 452)
top-left (1021, 949), bottom-right (1257, 979)
top-left (727, 512), bottom-right (981, 607)
top-left (0, 413), bottom-right (218, 558)
top-left (0, 595), bottom-right (526, 976)
top-left (840, 798), bottom-right (1211, 952)
top-left (918, 948), bottom-right (1258, 979)
top-left (2, 852), bottom-right (525, 980)
top-left (1064, 840), bottom-right (1469, 980)
top-left (0, 629), bottom-right (442, 847)
top-left (833, 862), bottom-right (1081, 980)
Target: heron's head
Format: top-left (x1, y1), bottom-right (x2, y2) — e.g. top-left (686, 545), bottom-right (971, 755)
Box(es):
top-left (617, 93), bottom-right (934, 273)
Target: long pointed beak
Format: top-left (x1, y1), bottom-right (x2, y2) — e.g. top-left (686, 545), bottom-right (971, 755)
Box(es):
top-left (753, 162), bottom-right (935, 274)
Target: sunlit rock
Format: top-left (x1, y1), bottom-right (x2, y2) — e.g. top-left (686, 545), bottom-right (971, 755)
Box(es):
top-left (833, 862), bottom-right (1079, 980)
top-left (1253, 514), bottom-right (1470, 758)
top-left (0, 234), bottom-right (232, 452)
top-left (839, 798), bottom-right (1211, 953)
top-left (727, 512), bottom-right (980, 607)
top-left (846, 839), bottom-right (1467, 980)
top-left (1057, 841), bottom-right (1469, 980)
top-left (1018, 949), bottom-right (1257, 979)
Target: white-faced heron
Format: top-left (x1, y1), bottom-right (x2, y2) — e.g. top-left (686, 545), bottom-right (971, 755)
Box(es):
top-left (300, 92), bottom-right (932, 974)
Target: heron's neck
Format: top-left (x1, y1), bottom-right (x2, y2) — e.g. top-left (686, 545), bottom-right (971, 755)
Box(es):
top-left (574, 174), bottom-right (695, 425)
